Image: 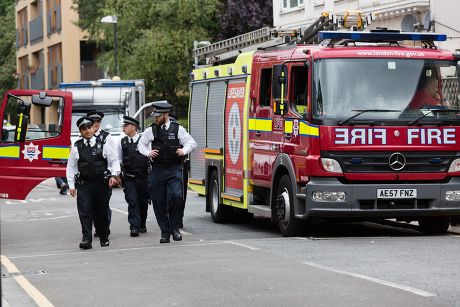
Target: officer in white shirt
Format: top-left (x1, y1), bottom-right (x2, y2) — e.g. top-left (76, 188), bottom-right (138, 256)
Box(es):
top-left (86, 110), bottom-right (116, 237)
top-left (117, 116), bottom-right (149, 237)
top-left (138, 102), bottom-right (197, 243)
top-left (67, 116), bottom-right (120, 249)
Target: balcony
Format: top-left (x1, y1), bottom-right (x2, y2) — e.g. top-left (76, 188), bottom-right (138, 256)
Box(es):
top-left (29, 15), bottom-right (44, 45)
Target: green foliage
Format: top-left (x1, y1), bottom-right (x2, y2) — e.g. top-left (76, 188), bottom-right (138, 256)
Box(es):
top-left (0, 1), bottom-right (16, 98)
top-left (73, 0), bottom-right (219, 116)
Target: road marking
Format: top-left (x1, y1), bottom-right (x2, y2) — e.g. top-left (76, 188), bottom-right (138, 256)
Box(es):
top-left (112, 208), bottom-right (192, 235)
top-left (3, 215), bottom-right (75, 222)
top-left (1, 255), bottom-right (54, 306)
top-left (7, 241), bottom-right (227, 259)
top-left (301, 261), bottom-right (436, 297)
top-left (225, 241), bottom-right (261, 251)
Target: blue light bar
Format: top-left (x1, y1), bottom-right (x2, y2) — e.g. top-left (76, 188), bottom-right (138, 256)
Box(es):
top-left (319, 31), bottom-right (447, 42)
top-left (59, 81), bottom-right (137, 88)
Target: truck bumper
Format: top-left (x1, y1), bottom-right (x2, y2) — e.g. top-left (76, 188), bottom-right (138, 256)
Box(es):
top-left (298, 177), bottom-right (460, 219)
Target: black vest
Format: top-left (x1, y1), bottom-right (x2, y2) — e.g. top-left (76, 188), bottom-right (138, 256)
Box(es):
top-left (95, 130), bottom-right (109, 144)
top-left (150, 122), bottom-right (182, 165)
top-left (76, 138), bottom-right (108, 179)
top-left (121, 136), bottom-right (148, 176)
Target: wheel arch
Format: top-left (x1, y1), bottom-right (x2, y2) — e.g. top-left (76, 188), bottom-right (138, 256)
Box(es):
top-left (270, 154), bottom-right (300, 219)
top-left (205, 158), bottom-right (223, 212)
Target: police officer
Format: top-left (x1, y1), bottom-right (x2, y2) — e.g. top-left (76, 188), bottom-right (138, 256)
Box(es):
top-left (86, 111), bottom-right (116, 237)
top-left (67, 116), bottom-right (120, 249)
top-left (138, 102), bottom-right (197, 243)
top-left (169, 112), bottom-right (189, 229)
top-left (118, 116), bottom-right (149, 237)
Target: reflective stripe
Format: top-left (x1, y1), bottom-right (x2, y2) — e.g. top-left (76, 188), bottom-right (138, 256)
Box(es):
top-left (299, 121), bottom-right (319, 137)
top-left (42, 146), bottom-right (70, 160)
top-left (285, 120), bottom-right (293, 133)
top-left (248, 118), bottom-right (272, 132)
top-left (0, 145), bottom-right (20, 159)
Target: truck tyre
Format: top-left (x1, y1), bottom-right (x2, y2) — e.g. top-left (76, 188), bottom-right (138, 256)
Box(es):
top-left (275, 174), bottom-right (301, 236)
top-left (418, 217), bottom-right (450, 235)
top-left (208, 170), bottom-right (229, 223)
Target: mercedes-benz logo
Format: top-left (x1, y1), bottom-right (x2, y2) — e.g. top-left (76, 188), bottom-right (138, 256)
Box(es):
top-left (388, 152), bottom-right (406, 171)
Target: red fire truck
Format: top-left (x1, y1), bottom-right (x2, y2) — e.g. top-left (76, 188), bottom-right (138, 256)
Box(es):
top-left (0, 90), bottom-right (72, 200)
top-left (187, 25), bottom-right (460, 235)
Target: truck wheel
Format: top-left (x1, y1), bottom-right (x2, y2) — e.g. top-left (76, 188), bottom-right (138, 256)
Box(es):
top-left (275, 174), bottom-right (301, 236)
top-left (208, 170), bottom-right (229, 223)
top-left (418, 217), bottom-right (450, 235)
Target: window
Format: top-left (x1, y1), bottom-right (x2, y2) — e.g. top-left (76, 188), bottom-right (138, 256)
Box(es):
top-left (46, 0), bottom-right (61, 34)
top-left (18, 56), bottom-right (29, 89)
top-left (17, 8), bottom-right (28, 47)
top-left (48, 43), bottom-right (62, 88)
top-left (1, 95), bottom-right (63, 142)
top-left (259, 68), bottom-right (272, 107)
top-left (290, 66), bottom-right (308, 114)
top-left (282, 0), bottom-right (304, 9)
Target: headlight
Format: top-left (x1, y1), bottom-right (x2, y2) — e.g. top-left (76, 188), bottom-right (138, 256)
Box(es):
top-left (312, 191), bottom-right (347, 202)
top-left (448, 158), bottom-right (460, 173)
top-left (445, 191), bottom-right (460, 201)
top-left (321, 158), bottom-right (343, 173)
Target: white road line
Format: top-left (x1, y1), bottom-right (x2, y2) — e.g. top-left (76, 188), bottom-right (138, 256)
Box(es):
top-left (3, 215), bottom-right (75, 222)
top-left (1, 255), bottom-right (54, 307)
top-left (301, 261), bottom-right (436, 297)
top-left (225, 241), bottom-right (261, 251)
top-left (111, 208), bottom-right (192, 235)
top-left (7, 241), bottom-right (226, 259)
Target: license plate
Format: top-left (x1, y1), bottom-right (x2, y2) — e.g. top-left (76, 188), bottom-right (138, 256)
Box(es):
top-left (377, 189), bottom-right (417, 199)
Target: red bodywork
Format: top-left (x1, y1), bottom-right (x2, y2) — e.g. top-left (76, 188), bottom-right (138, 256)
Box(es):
top-left (0, 90), bottom-right (72, 200)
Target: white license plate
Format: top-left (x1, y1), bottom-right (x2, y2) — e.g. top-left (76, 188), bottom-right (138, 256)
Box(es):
top-left (377, 189), bottom-right (417, 199)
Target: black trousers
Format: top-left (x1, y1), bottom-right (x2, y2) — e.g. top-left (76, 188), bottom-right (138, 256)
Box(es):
top-left (123, 175), bottom-right (149, 230)
top-left (77, 179), bottom-right (110, 242)
top-left (148, 164), bottom-right (183, 236)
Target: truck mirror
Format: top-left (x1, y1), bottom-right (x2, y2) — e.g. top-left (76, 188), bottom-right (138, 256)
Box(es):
top-left (272, 64), bottom-right (288, 116)
top-left (32, 92), bottom-right (52, 107)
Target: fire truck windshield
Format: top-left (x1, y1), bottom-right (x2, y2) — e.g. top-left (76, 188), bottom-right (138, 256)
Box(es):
top-left (313, 58), bottom-right (459, 124)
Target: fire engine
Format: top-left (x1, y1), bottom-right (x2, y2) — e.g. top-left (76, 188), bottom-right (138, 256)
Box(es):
top-left (187, 13), bottom-right (460, 235)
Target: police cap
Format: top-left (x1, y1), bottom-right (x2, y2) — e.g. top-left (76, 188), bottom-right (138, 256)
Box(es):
top-left (76, 116), bottom-right (94, 129)
top-left (123, 115), bottom-right (139, 127)
top-left (151, 101), bottom-right (172, 117)
top-left (86, 111), bottom-right (105, 120)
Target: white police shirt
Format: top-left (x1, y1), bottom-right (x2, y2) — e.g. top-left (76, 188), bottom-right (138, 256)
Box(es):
top-left (66, 136), bottom-right (120, 189)
top-left (138, 119), bottom-right (197, 157)
top-left (117, 133), bottom-right (143, 164)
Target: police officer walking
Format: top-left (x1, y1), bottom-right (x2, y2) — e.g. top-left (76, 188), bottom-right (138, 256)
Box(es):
top-left (86, 111), bottom-right (117, 237)
top-left (118, 116), bottom-right (149, 237)
top-left (67, 116), bottom-right (120, 249)
top-left (138, 102), bottom-right (197, 243)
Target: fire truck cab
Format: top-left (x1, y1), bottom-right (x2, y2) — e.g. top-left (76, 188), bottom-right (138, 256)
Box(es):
top-left (188, 26), bottom-right (460, 236)
top-left (0, 90), bottom-right (72, 200)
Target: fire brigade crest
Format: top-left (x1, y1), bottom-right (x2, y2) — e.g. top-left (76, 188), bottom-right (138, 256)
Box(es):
top-left (227, 103), bottom-right (241, 164)
top-left (22, 142), bottom-right (41, 162)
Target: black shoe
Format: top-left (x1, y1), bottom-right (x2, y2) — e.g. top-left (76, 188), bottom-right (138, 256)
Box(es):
top-left (130, 229), bottom-right (139, 237)
top-left (139, 227), bottom-right (147, 233)
top-left (100, 238), bottom-right (110, 247)
top-left (79, 240), bottom-right (92, 250)
top-left (172, 230), bottom-right (182, 241)
top-left (160, 236), bottom-right (170, 243)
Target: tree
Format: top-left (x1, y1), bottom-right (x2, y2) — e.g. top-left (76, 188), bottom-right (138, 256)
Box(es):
top-left (217, 0), bottom-right (273, 40)
top-left (73, 0), bottom-right (219, 115)
top-left (0, 0), bottom-right (17, 98)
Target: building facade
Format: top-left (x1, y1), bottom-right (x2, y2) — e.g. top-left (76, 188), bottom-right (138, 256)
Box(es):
top-left (273, 0), bottom-right (459, 51)
top-left (15, 0), bottom-right (102, 92)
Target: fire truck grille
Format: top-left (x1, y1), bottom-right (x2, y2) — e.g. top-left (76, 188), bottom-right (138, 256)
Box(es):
top-left (359, 199), bottom-right (432, 210)
top-left (322, 151), bottom-right (459, 173)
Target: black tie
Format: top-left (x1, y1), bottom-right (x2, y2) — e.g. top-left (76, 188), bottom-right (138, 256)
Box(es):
top-left (86, 140), bottom-right (90, 147)
top-left (130, 138), bottom-right (133, 144)
top-left (162, 124), bottom-right (166, 131)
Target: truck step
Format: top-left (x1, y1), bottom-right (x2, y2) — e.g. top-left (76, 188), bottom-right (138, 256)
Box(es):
top-left (248, 204), bottom-right (271, 218)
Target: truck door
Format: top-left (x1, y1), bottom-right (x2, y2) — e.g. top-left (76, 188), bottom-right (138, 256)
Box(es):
top-left (0, 90), bottom-right (72, 200)
top-left (250, 66), bottom-right (275, 186)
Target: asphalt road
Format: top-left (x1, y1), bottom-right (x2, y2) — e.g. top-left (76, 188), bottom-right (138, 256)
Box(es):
top-left (1, 179), bottom-right (460, 306)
